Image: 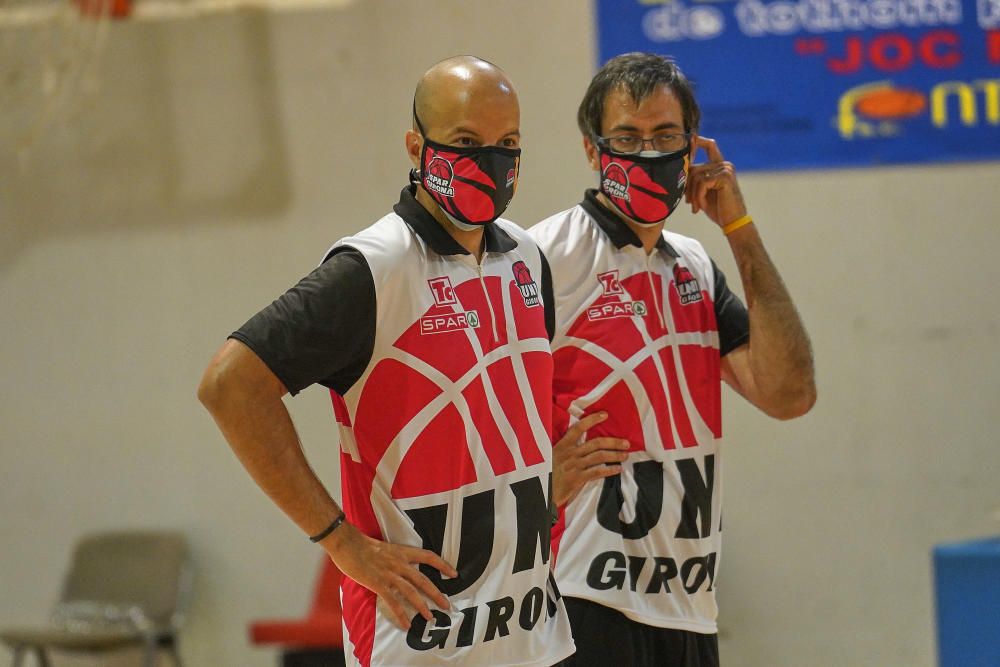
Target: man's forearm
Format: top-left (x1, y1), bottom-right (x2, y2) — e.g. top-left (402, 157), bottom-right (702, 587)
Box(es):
top-left (728, 223), bottom-right (816, 415)
top-left (198, 343), bottom-right (343, 541)
top-left (197, 341), bottom-right (458, 629)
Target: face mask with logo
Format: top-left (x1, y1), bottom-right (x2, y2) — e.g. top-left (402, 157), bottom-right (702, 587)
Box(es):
top-left (412, 111), bottom-right (520, 229)
top-left (597, 145), bottom-right (689, 227)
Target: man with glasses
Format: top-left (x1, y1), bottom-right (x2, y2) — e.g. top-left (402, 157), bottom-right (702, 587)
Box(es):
top-left (199, 55), bottom-right (574, 667)
top-left (529, 53), bottom-right (816, 666)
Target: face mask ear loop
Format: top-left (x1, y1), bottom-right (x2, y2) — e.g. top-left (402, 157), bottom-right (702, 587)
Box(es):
top-left (412, 100), bottom-right (430, 140)
top-left (412, 99), bottom-right (429, 179)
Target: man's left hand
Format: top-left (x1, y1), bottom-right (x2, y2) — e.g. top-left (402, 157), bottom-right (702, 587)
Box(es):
top-left (552, 412), bottom-right (630, 508)
top-left (685, 136), bottom-right (748, 227)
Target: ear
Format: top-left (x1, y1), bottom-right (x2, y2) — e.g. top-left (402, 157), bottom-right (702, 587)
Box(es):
top-left (405, 129), bottom-right (423, 170)
top-left (583, 135), bottom-right (600, 172)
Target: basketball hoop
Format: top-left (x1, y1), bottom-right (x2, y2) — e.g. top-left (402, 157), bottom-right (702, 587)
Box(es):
top-left (0, 0), bottom-right (353, 167)
top-left (0, 0), bottom-right (116, 167)
top-left (73, 0), bottom-right (133, 18)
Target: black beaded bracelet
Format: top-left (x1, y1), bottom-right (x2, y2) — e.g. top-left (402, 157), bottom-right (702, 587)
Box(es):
top-left (309, 512), bottom-right (347, 543)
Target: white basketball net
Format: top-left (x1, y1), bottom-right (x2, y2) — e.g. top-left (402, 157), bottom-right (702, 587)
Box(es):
top-left (0, 0), bottom-right (353, 166)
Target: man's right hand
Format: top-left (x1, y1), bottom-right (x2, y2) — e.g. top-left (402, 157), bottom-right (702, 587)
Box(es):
top-left (552, 412), bottom-right (630, 507)
top-left (320, 521), bottom-right (457, 631)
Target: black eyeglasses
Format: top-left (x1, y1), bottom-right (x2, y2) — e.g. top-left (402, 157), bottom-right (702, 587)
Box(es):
top-left (595, 132), bottom-right (691, 155)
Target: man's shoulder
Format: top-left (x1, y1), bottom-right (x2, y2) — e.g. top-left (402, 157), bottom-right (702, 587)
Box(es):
top-left (492, 216), bottom-right (535, 245)
top-left (325, 210), bottom-right (414, 265)
top-left (527, 204), bottom-right (592, 255)
top-left (663, 229), bottom-right (710, 261)
top-left (529, 203), bottom-right (588, 237)
top-left (662, 230), bottom-right (716, 285)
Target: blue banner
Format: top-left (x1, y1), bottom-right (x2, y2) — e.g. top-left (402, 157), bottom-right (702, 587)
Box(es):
top-left (596, 0), bottom-right (1000, 170)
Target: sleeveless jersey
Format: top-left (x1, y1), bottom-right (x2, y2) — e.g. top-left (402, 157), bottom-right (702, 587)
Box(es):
top-left (330, 211), bottom-right (575, 666)
top-left (530, 202), bottom-right (730, 635)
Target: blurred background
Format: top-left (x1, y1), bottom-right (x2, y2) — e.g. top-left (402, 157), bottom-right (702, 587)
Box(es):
top-left (1, 0), bottom-right (998, 665)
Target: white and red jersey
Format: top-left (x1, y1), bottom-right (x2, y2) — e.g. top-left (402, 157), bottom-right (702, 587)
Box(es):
top-left (528, 191), bottom-right (749, 635)
top-left (328, 194), bottom-right (573, 666)
top-left (232, 187), bottom-right (574, 666)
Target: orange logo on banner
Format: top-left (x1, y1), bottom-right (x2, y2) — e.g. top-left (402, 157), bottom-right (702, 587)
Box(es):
top-left (837, 79), bottom-right (1000, 139)
top-left (855, 88), bottom-right (927, 119)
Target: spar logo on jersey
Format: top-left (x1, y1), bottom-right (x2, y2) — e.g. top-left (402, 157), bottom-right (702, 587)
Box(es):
top-left (673, 264), bottom-right (703, 305)
top-left (597, 270), bottom-right (624, 297)
top-left (424, 157), bottom-right (455, 197)
top-left (602, 162), bottom-right (630, 202)
top-left (420, 310), bottom-right (480, 334)
top-left (512, 260), bottom-right (540, 307)
top-left (588, 300), bottom-right (647, 321)
top-left (590, 269), bottom-right (645, 320)
top-left (428, 276), bottom-right (458, 307)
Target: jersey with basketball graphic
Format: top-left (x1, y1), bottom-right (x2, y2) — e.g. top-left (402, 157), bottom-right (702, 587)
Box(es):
top-left (528, 191), bottom-right (749, 635)
top-left (329, 207), bottom-right (573, 666)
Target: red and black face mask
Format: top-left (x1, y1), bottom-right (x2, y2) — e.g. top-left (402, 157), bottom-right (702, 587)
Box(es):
top-left (597, 145), bottom-right (689, 226)
top-left (412, 112), bottom-right (520, 228)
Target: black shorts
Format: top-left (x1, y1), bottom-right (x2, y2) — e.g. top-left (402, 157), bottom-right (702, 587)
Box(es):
top-left (560, 596), bottom-right (719, 667)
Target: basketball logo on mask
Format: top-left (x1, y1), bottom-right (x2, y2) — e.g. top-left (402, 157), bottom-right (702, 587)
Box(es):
top-left (427, 152), bottom-right (499, 224)
top-left (602, 162), bottom-right (630, 202)
top-left (424, 157), bottom-right (456, 197)
top-left (600, 153), bottom-right (672, 224)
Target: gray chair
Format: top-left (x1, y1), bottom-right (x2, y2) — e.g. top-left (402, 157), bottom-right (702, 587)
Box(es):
top-left (0, 530), bottom-right (192, 667)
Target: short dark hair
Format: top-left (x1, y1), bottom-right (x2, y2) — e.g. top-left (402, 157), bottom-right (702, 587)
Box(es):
top-left (577, 53), bottom-right (700, 138)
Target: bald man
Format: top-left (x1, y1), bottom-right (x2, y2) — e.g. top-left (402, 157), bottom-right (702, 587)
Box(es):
top-left (199, 56), bottom-right (575, 667)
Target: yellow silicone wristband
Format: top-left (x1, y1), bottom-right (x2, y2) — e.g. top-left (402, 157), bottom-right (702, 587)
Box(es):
top-left (723, 215), bottom-right (753, 236)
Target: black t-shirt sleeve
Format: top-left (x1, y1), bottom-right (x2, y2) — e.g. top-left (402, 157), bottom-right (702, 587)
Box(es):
top-left (540, 250), bottom-right (556, 342)
top-left (712, 259), bottom-right (750, 357)
top-left (228, 246), bottom-right (376, 396)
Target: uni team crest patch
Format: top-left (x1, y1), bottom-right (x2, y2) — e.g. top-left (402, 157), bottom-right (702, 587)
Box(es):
top-left (512, 260), bottom-right (540, 307)
top-left (673, 264), bottom-right (703, 305)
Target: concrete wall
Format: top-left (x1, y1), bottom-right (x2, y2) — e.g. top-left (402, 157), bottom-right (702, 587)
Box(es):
top-left (2, 1), bottom-right (998, 665)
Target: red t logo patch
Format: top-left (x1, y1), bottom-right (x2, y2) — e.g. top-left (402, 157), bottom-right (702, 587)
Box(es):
top-left (597, 270), bottom-right (624, 296)
top-left (428, 277), bottom-right (457, 306)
